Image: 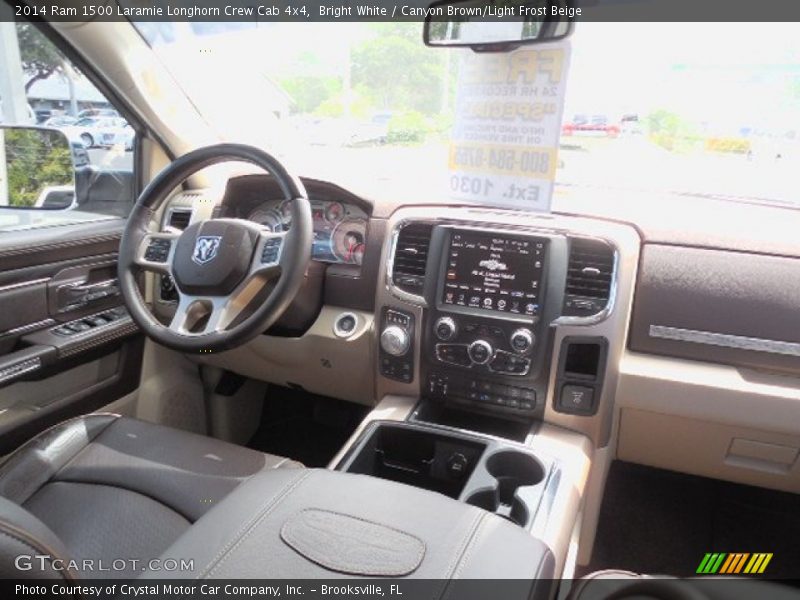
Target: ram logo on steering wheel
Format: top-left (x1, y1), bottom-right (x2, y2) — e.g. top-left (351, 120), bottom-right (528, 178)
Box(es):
top-left (192, 236), bottom-right (222, 265)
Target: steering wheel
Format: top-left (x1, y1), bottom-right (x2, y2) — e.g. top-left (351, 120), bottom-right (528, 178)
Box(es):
top-left (118, 143), bottom-right (312, 354)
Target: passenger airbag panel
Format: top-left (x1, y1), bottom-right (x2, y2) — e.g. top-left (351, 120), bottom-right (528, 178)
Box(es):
top-left (630, 244), bottom-right (800, 372)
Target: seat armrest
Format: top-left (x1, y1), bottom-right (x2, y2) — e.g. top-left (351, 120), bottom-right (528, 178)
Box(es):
top-left (146, 468), bottom-right (554, 597)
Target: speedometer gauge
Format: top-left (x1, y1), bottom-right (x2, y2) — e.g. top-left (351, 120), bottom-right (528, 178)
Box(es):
top-left (247, 207), bottom-right (284, 232)
top-left (331, 218), bottom-right (367, 265)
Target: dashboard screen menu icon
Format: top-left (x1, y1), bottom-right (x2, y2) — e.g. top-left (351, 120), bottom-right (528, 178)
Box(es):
top-left (442, 232), bottom-right (546, 316)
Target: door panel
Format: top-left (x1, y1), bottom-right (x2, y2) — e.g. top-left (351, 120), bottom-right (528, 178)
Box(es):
top-left (0, 17), bottom-right (145, 450)
top-left (0, 338), bottom-right (143, 454)
top-left (0, 219), bottom-right (142, 450)
top-left (0, 279), bottom-right (48, 335)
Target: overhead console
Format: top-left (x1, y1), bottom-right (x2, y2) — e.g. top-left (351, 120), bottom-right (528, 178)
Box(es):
top-left (376, 208), bottom-right (636, 445)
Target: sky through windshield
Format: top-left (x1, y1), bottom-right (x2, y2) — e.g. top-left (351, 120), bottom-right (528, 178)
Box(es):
top-left (136, 21), bottom-right (800, 207)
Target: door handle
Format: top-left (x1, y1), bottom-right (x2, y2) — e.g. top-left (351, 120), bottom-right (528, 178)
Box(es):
top-left (67, 279), bottom-right (117, 296)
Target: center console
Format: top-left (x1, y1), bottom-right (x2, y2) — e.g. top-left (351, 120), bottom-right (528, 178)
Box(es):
top-left (364, 226), bottom-right (580, 534)
top-left (367, 208), bottom-right (639, 577)
top-left (366, 228), bottom-right (572, 533)
top-left (378, 217), bottom-right (619, 437)
top-left (414, 226), bottom-right (570, 425)
top-left (376, 213), bottom-right (626, 459)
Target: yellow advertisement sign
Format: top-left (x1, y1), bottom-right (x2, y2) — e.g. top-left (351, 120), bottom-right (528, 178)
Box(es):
top-left (449, 43), bottom-right (571, 211)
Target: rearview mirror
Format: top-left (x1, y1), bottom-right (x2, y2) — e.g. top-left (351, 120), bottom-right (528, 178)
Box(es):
top-left (0, 126), bottom-right (77, 210)
top-left (424, 0), bottom-right (574, 50)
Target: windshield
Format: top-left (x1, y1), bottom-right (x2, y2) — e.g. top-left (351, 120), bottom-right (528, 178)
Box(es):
top-left (136, 22), bottom-right (800, 208)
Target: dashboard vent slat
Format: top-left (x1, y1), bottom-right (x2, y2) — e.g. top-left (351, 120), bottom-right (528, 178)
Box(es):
top-left (168, 209), bottom-right (192, 231)
top-left (392, 223), bottom-right (433, 295)
top-left (563, 238), bottom-right (614, 317)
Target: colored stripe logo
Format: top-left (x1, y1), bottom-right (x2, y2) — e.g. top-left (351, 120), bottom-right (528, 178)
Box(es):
top-left (696, 553), bottom-right (773, 575)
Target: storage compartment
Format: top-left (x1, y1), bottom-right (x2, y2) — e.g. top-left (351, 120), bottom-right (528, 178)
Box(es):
top-left (465, 450), bottom-right (547, 527)
top-left (554, 336), bottom-right (608, 416)
top-left (339, 421), bottom-right (554, 530)
top-left (343, 422), bottom-right (486, 498)
top-left (411, 402), bottom-right (531, 442)
top-left (618, 408), bottom-right (800, 494)
top-left (563, 342), bottom-right (602, 379)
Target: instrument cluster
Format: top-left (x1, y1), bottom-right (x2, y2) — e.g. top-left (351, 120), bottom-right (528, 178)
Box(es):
top-left (247, 198), bottom-right (368, 265)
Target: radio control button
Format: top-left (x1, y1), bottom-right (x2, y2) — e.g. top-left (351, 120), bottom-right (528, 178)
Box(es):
top-left (490, 350), bottom-right (531, 375)
top-left (510, 328), bottom-right (535, 354)
top-left (436, 344), bottom-right (471, 366)
top-left (434, 317), bottom-right (457, 341)
top-left (468, 340), bottom-right (493, 365)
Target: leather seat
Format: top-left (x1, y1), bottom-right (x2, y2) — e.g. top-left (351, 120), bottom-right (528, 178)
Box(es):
top-left (0, 414), bottom-right (556, 592)
top-left (0, 413), bottom-right (301, 579)
top-left (141, 467), bottom-right (555, 596)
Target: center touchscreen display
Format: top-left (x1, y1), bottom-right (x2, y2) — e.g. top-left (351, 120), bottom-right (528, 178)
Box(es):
top-left (442, 232), bottom-right (546, 316)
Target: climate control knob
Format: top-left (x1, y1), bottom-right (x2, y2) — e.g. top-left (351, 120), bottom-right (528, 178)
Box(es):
top-left (381, 325), bottom-right (410, 356)
top-left (434, 317), bottom-right (457, 341)
top-left (468, 340), bottom-right (494, 365)
top-left (510, 328), bottom-right (535, 354)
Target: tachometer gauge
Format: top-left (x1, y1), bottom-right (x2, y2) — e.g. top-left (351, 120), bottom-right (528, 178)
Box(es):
top-left (324, 201), bottom-right (345, 224)
top-left (247, 206), bottom-right (283, 232)
top-left (331, 218), bottom-right (367, 265)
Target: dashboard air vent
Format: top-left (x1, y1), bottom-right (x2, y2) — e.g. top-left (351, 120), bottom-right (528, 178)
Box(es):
top-left (168, 209), bottom-right (192, 231)
top-left (563, 237), bottom-right (615, 317)
top-left (392, 223), bottom-right (433, 295)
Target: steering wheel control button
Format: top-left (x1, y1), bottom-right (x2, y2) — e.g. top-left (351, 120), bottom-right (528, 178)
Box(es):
top-left (434, 317), bottom-right (457, 341)
top-left (468, 340), bottom-right (493, 365)
top-left (261, 237), bottom-right (282, 264)
top-left (510, 328), bottom-right (535, 354)
top-left (557, 384), bottom-right (596, 416)
top-left (144, 238), bottom-right (172, 263)
top-left (333, 312), bottom-right (358, 338)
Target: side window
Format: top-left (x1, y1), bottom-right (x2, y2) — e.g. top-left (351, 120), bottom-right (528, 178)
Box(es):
top-left (0, 20), bottom-right (136, 223)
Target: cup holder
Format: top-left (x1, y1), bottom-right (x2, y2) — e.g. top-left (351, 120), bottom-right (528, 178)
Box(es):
top-left (465, 451), bottom-right (546, 527)
top-left (487, 451), bottom-right (546, 486)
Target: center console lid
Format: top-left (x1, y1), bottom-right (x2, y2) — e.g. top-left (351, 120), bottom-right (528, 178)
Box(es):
top-left (146, 468), bottom-right (554, 593)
